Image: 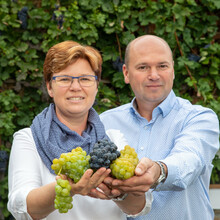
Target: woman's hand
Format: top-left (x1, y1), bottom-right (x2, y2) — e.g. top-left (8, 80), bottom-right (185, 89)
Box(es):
top-left (57, 167), bottom-right (111, 199)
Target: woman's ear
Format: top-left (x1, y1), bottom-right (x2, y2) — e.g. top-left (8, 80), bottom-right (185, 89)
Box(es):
top-left (46, 81), bottom-right (54, 98)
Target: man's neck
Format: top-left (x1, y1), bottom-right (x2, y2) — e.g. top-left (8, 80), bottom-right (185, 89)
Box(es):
top-left (134, 99), bottom-right (158, 122)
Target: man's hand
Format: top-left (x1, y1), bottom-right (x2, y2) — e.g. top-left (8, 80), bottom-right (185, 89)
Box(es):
top-left (103, 158), bottom-right (163, 196)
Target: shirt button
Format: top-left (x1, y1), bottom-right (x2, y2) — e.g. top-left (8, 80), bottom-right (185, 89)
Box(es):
top-left (140, 147), bottom-right (144, 151)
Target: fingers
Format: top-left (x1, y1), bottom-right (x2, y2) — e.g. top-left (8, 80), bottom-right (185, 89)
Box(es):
top-left (106, 158), bottom-right (156, 195)
top-left (71, 167), bottom-right (111, 196)
top-left (55, 174), bottom-right (70, 181)
top-left (110, 188), bottom-right (123, 197)
top-left (55, 175), bottom-right (60, 181)
top-left (110, 175), bottom-right (143, 188)
top-left (130, 191), bottom-right (146, 197)
top-left (103, 176), bottom-right (114, 185)
top-left (97, 183), bottom-right (111, 195)
top-left (81, 169), bottom-right (94, 180)
top-left (111, 184), bottom-right (148, 194)
top-left (135, 157), bottom-right (154, 176)
top-left (89, 187), bottom-right (110, 200)
top-left (89, 168), bottom-right (111, 187)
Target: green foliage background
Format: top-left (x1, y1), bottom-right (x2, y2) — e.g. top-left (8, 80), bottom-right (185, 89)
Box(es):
top-left (0, 0), bottom-right (219, 218)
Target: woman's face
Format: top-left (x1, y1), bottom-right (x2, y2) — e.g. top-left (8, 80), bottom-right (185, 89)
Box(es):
top-left (47, 58), bottom-right (98, 122)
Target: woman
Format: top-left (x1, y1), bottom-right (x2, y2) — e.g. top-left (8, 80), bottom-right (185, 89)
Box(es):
top-left (7, 41), bottom-right (151, 220)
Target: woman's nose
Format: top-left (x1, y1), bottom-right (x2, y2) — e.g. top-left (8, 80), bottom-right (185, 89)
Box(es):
top-left (69, 78), bottom-right (82, 90)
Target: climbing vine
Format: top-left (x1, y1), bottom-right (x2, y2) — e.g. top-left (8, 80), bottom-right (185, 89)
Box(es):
top-left (0, 0), bottom-right (219, 218)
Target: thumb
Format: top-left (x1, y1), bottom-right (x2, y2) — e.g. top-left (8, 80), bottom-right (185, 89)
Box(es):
top-left (135, 157), bottom-right (153, 176)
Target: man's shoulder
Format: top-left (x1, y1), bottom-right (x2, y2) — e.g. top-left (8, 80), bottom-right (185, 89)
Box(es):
top-left (175, 96), bottom-right (218, 119)
top-left (176, 96), bottom-right (209, 110)
top-left (100, 103), bottom-right (131, 117)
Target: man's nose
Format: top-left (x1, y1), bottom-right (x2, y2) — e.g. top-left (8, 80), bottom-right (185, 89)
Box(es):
top-left (148, 67), bottom-right (160, 80)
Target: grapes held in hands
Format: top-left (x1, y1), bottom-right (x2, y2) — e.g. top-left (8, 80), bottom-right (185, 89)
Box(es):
top-left (110, 145), bottom-right (139, 180)
top-left (89, 139), bottom-right (121, 170)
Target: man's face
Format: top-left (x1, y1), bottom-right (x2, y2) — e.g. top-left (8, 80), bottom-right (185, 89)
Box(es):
top-left (123, 37), bottom-right (174, 108)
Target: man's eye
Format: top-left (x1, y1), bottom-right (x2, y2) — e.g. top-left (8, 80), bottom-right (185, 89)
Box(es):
top-left (138, 66), bottom-right (148, 70)
top-left (159, 64), bottom-right (168, 69)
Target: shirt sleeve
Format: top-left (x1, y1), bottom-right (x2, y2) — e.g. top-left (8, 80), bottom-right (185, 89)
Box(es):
top-left (7, 128), bottom-right (42, 220)
top-left (126, 191), bottom-right (153, 218)
top-left (159, 109), bottom-right (219, 191)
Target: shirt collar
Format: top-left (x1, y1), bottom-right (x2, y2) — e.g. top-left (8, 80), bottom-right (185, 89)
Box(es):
top-left (130, 90), bottom-right (176, 119)
top-left (157, 90), bottom-right (176, 117)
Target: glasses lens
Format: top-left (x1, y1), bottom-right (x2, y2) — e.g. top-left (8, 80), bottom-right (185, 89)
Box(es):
top-left (56, 76), bottom-right (72, 87)
top-left (79, 76), bottom-right (96, 87)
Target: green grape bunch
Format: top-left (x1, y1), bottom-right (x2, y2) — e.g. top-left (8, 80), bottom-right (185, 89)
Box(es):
top-left (54, 179), bottom-right (73, 213)
top-left (51, 147), bottom-right (90, 213)
top-left (51, 147), bottom-right (90, 183)
top-left (110, 145), bottom-right (139, 180)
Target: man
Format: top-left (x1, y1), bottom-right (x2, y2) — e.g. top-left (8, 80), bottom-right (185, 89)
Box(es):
top-left (100, 35), bottom-right (219, 219)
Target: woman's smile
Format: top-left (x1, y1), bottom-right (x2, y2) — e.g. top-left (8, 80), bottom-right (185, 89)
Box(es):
top-left (67, 96), bottom-right (85, 101)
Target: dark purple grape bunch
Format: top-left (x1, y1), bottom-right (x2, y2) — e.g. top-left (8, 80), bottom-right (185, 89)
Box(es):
top-left (112, 57), bottom-right (124, 72)
top-left (18, 6), bottom-right (28, 29)
top-left (52, 4), bottom-right (64, 29)
top-left (89, 139), bottom-right (120, 170)
top-left (188, 54), bottom-right (201, 62)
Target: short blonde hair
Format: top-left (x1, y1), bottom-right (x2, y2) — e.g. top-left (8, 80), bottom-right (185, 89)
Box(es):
top-left (43, 41), bottom-right (102, 83)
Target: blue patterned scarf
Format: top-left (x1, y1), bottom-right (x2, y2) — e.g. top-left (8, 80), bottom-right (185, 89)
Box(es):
top-left (30, 103), bottom-right (108, 174)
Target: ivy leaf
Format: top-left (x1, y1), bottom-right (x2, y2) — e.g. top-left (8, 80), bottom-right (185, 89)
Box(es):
top-left (213, 1), bottom-right (220, 9)
top-left (16, 42), bottom-right (28, 52)
top-left (214, 76), bottom-right (220, 90)
top-left (102, 1), bottom-right (114, 13)
top-left (186, 0), bottom-right (197, 6)
top-left (113, 0), bottom-right (119, 6)
top-left (185, 77), bottom-right (197, 87)
top-left (112, 72), bottom-right (125, 89)
top-left (172, 4), bottom-right (191, 19)
top-left (121, 31), bottom-right (135, 45)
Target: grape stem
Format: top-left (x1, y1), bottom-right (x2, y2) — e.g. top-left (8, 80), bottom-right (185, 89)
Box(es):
top-left (58, 167), bottom-right (62, 176)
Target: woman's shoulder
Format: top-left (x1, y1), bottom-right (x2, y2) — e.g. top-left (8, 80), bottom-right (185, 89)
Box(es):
top-left (13, 127), bottom-right (34, 142)
top-left (14, 127), bottom-right (32, 135)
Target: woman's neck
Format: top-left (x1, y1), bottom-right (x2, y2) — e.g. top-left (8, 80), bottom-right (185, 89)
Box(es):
top-left (56, 112), bottom-right (88, 136)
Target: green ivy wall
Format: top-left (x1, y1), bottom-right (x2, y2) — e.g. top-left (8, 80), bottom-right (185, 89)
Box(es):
top-left (0, 0), bottom-right (219, 218)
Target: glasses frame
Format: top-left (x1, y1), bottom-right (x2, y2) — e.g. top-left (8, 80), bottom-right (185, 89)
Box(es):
top-left (52, 75), bottom-right (98, 87)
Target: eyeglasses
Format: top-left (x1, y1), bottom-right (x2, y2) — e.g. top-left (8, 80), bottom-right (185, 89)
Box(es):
top-left (52, 75), bottom-right (98, 87)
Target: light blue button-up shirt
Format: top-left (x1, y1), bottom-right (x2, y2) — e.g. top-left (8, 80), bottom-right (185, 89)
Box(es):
top-left (100, 90), bottom-right (219, 220)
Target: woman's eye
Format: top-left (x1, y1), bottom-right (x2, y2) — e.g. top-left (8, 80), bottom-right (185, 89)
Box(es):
top-left (80, 77), bottom-right (90, 81)
top-left (59, 77), bottom-right (71, 82)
